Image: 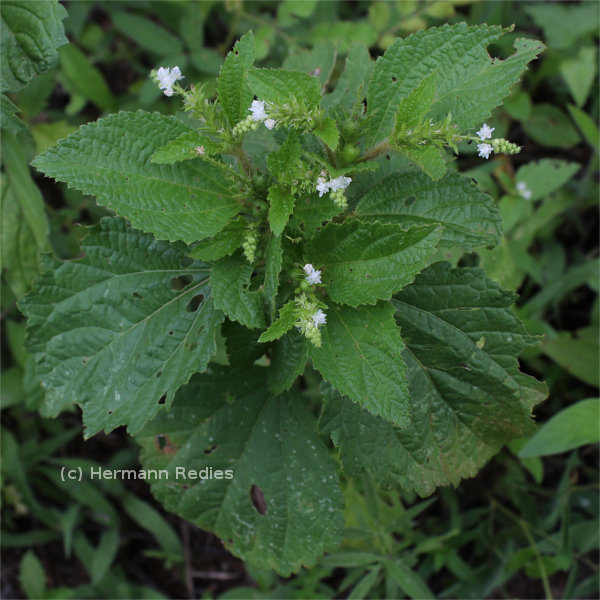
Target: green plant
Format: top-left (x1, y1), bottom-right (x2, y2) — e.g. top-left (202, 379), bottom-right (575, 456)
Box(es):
top-left (17, 21), bottom-right (553, 576)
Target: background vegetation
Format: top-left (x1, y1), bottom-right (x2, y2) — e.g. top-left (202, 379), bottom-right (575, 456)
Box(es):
top-left (1, 1), bottom-right (598, 598)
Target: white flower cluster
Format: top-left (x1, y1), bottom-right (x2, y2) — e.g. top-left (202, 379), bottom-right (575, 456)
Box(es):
top-left (249, 100), bottom-right (276, 130)
top-left (303, 263), bottom-right (322, 285)
top-left (476, 123), bottom-right (495, 160)
top-left (155, 66), bottom-right (184, 97)
top-left (315, 174), bottom-right (352, 197)
top-left (295, 294), bottom-right (327, 347)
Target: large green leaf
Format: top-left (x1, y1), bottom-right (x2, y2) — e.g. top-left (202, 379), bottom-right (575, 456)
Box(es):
top-left (309, 302), bottom-right (410, 427)
top-left (19, 217), bottom-right (224, 437)
top-left (306, 221), bottom-right (441, 306)
top-left (218, 32), bottom-right (255, 127)
top-left (355, 170), bottom-right (501, 250)
top-left (268, 330), bottom-right (308, 394)
top-left (319, 263), bottom-right (547, 497)
top-left (31, 111), bottom-right (242, 243)
top-left (367, 24), bottom-right (544, 145)
top-left (210, 252), bottom-right (266, 330)
top-left (246, 68), bottom-right (321, 109)
top-left (0, 0), bottom-right (68, 92)
top-left (136, 366), bottom-right (344, 575)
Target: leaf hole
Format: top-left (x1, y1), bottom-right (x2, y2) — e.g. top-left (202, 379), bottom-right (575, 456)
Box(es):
top-left (155, 434), bottom-right (176, 454)
top-left (391, 76), bottom-right (397, 82)
top-left (132, 291), bottom-right (144, 300)
top-left (169, 330), bottom-right (174, 335)
top-left (250, 484), bottom-right (267, 515)
top-left (186, 294), bottom-right (204, 312)
top-left (158, 394), bottom-right (167, 405)
top-left (82, 358), bottom-right (87, 364)
top-left (204, 445), bottom-right (218, 455)
top-left (156, 371), bottom-right (162, 378)
top-left (171, 274), bottom-right (193, 291)
top-left (108, 410), bottom-right (113, 415)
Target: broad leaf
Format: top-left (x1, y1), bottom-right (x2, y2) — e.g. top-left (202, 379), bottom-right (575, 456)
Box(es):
top-left (189, 218), bottom-right (247, 262)
top-left (218, 32), bottom-right (255, 127)
top-left (314, 117), bottom-right (339, 150)
top-left (1, 94), bottom-right (26, 135)
top-left (211, 252), bottom-right (266, 329)
top-left (306, 221), bottom-right (442, 306)
top-left (222, 320), bottom-right (267, 368)
top-left (19, 217), bottom-right (224, 437)
top-left (1, 0), bottom-right (68, 92)
top-left (136, 366), bottom-right (344, 575)
top-left (320, 262), bottom-right (547, 497)
top-left (268, 330), bottom-right (308, 394)
top-left (258, 301), bottom-right (296, 343)
top-left (267, 131), bottom-right (301, 180)
top-left (246, 69), bottom-right (321, 109)
top-left (268, 185), bottom-right (295, 236)
top-left (31, 111), bottom-right (242, 243)
top-left (309, 302), bottom-right (410, 427)
top-left (367, 24), bottom-right (544, 145)
top-left (151, 131), bottom-right (221, 164)
top-left (355, 170), bottom-right (502, 250)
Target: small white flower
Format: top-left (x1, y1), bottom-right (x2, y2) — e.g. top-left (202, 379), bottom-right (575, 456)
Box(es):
top-left (516, 181), bottom-right (532, 200)
top-left (312, 309), bottom-right (327, 328)
top-left (195, 145), bottom-right (205, 156)
top-left (156, 66), bottom-right (183, 97)
top-left (316, 177), bottom-right (330, 197)
top-left (303, 263), bottom-right (322, 285)
top-left (329, 176), bottom-right (352, 191)
top-left (264, 118), bottom-right (277, 130)
top-left (249, 100), bottom-right (267, 121)
top-left (477, 143), bottom-right (493, 159)
top-left (477, 123), bottom-right (495, 140)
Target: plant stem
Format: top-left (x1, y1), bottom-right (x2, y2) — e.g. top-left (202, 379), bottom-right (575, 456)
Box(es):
top-left (359, 141), bottom-right (393, 163)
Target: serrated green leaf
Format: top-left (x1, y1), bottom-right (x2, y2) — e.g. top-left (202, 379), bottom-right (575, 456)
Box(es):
top-left (292, 195), bottom-right (341, 235)
top-left (264, 234), bottom-right (282, 319)
top-left (309, 302), bottom-right (410, 427)
top-left (246, 68), bottom-right (321, 109)
top-left (397, 144), bottom-right (447, 180)
top-left (31, 111), bottom-right (242, 243)
top-left (112, 11), bottom-right (183, 55)
top-left (385, 560), bottom-right (434, 600)
top-left (268, 185), bottom-right (295, 236)
top-left (258, 301), bottom-right (297, 343)
top-left (1, 0), bottom-right (68, 93)
top-left (282, 41), bottom-right (336, 87)
top-left (1, 93), bottom-right (26, 134)
top-left (0, 182), bottom-right (41, 299)
top-left (268, 330), bottom-right (308, 394)
top-left (136, 366), bottom-right (344, 576)
top-left (320, 262), bottom-right (547, 497)
top-left (355, 170), bottom-right (502, 250)
top-left (267, 130), bottom-right (301, 180)
top-left (306, 221), bottom-right (442, 306)
top-left (19, 217), bottom-right (224, 437)
top-left (189, 218), bottom-right (246, 262)
top-left (151, 131), bottom-right (221, 164)
top-left (314, 116), bottom-right (339, 150)
top-left (59, 44), bottom-right (115, 112)
top-left (218, 32), bottom-right (255, 127)
top-left (322, 43), bottom-right (373, 112)
top-left (211, 252), bottom-right (266, 329)
top-left (367, 24), bottom-right (544, 145)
